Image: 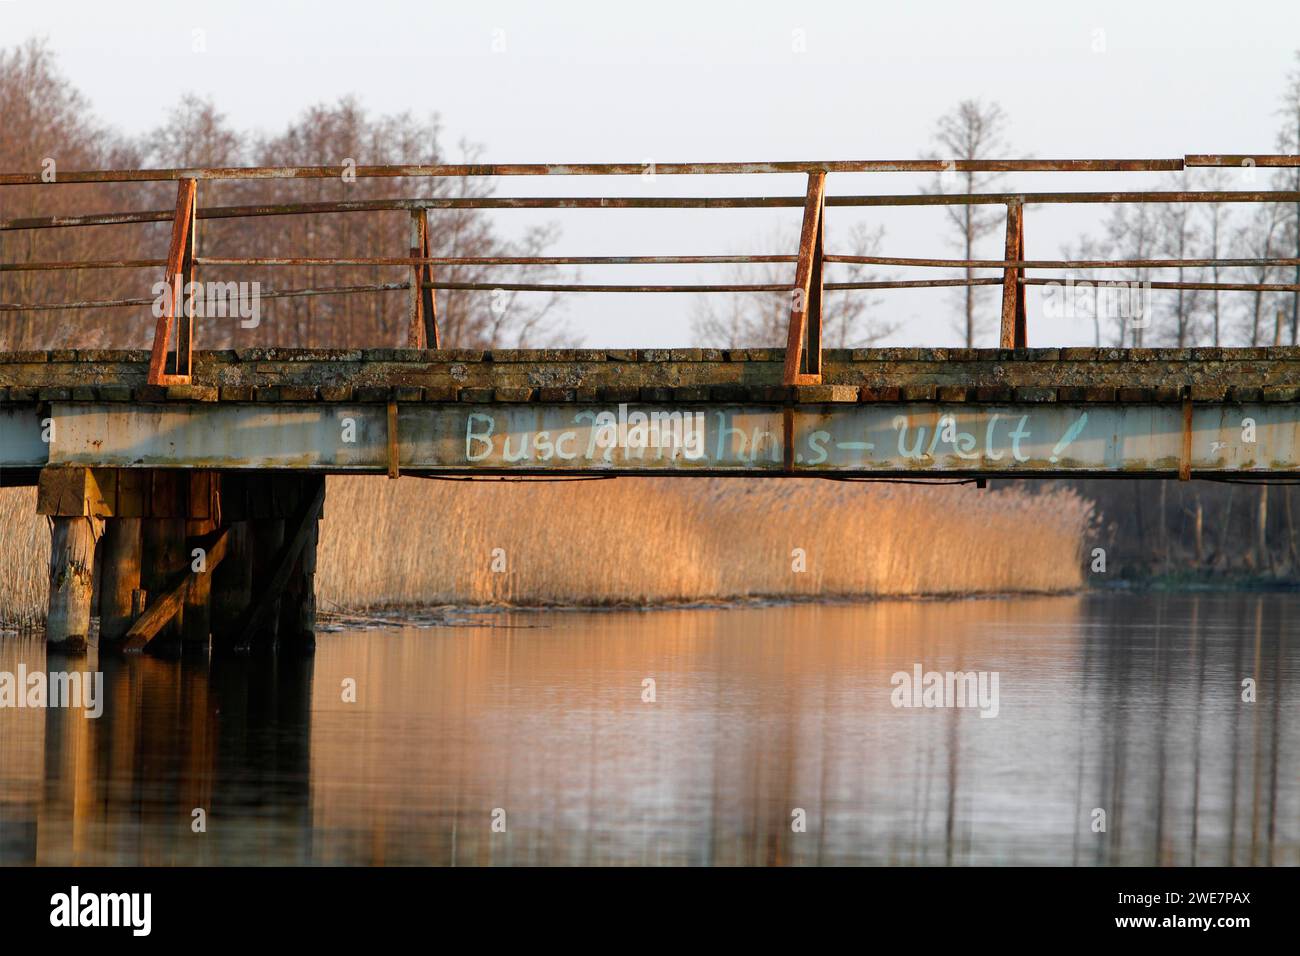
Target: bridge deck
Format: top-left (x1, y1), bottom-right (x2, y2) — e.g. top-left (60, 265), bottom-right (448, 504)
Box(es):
top-left (2, 348), bottom-right (1299, 479)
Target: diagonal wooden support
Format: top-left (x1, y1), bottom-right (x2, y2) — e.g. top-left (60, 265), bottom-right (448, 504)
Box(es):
top-left (147, 178), bottom-right (198, 385)
top-left (406, 208), bottom-right (440, 348)
top-left (121, 526), bottom-right (229, 653)
top-left (999, 200), bottom-right (1027, 349)
top-left (783, 171), bottom-right (826, 386)
top-left (232, 479), bottom-right (326, 652)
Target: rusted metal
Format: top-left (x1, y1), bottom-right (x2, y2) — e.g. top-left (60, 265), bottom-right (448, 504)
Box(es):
top-left (0, 158), bottom-right (1186, 186)
top-left (1179, 397), bottom-right (1194, 481)
top-left (407, 211), bottom-right (427, 348)
top-left (0, 282), bottom-right (412, 312)
top-left (1022, 277), bottom-right (1300, 293)
top-left (826, 255), bottom-right (1300, 270)
top-left (147, 179), bottom-right (197, 386)
top-left (783, 172), bottom-right (826, 386)
top-left (10, 190), bottom-right (1300, 233)
top-left (8, 158), bottom-right (1300, 359)
top-left (999, 202), bottom-right (1027, 348)
top-left (1185, 155), bottom-right (1300, 167)
top-left (33, 401), bottom-right (1300, 477)
top-left (387, 400), bottom-right (400, 479)
top-left (194, 254), bottom-right (801, 266)
top-left (0, 259), bottom-right (168, 272)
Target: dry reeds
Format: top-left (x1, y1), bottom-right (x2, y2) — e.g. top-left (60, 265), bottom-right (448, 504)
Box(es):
top-left (0, 477), bottom-right (1094, 624)
top-left (314, 476), bottom-right (1093, 610)
top-left (0, 487), bottom-right (49, 628)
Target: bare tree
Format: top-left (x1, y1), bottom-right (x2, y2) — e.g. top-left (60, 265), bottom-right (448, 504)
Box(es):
top-left (1193, 170), bottom-right (1234, 346)
top-left (1233, 201), bottom-right (1287, 345)
top-left (0, 42), bottom-right (571, 350)
top-left (1101, 201), bottom-right (1161, 346)
top-left (690, 223), bottom-right (899, 348)
top-left (923, 100), bottom-right (1010, 347)
top-left (1277, 52), bottom-right (1300, 344)
top-left (1156, 191), bottom-right (1205, 347)
top-left (1058, 236), bottom-right (1111, 347)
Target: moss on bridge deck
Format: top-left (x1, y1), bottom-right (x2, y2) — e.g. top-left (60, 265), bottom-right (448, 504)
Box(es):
top-left (2, 347), bottom-right (1300, 405)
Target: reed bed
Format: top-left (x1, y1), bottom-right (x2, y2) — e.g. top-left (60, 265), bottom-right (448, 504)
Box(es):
top-left (0, 478), bottom-right (1093, 624)
top-left (0, 487), bottom-right (49, 628)
top-left (314, 476), bottom-right (1094, 610)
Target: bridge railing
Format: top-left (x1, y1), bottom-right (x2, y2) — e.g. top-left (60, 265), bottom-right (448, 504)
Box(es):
top-left (2, 156), bottom-right (1300, 386)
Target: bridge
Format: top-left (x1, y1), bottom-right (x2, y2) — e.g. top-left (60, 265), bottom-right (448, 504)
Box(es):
top-left (2, 156), bottom-right (1300, 652)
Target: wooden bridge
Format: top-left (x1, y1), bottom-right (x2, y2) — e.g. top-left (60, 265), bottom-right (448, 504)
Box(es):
top-left (3, 156), bottom-right (1300, 652)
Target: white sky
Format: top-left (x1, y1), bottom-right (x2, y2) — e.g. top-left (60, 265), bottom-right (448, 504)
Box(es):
top-left (3, 0), bottom-right (1299, 347)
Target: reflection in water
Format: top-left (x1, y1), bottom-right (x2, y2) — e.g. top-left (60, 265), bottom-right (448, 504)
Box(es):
top-left (0, 593), bottom-right (1295, 866)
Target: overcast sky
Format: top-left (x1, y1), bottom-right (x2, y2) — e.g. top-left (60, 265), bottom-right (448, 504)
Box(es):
top-left (4, 0), bottom-right (1299, 347)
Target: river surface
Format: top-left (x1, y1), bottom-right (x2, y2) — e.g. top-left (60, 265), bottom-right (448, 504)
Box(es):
top-left (0, 592), bottom-right (1295, 866)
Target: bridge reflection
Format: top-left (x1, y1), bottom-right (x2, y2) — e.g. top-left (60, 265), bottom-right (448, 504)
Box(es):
top-left (0, 594), bottom-right (1294, 866)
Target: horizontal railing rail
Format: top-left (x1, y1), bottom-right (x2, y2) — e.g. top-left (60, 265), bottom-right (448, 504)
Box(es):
top-left (2, 156), bottom-right (1299, 384)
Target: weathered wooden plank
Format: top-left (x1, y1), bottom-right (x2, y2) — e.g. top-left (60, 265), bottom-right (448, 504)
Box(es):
top-left (46, 516), bottom-right (100, 651)
top-left (121, 526), bottom-right (229, 652)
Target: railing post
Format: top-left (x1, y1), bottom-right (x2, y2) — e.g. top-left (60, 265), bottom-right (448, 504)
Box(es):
top-left (999, 199), bottom-right (1027, 349)
top-left (406, 208), bottom-right (440, 349)
top-left (147, 178), bottom-right (198, 385)
top-left (783, 171), bottom-right (826, 385)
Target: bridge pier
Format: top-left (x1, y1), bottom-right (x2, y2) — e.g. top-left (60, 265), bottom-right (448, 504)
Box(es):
top-left (45, 515), bottom-right (100, 652)
top-left (36, 467), bottom-right (324, 657)
top-left (98, 517), bottom-right (141, 645)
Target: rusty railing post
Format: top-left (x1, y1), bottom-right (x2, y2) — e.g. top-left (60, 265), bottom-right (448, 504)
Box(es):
top-left (147, 177), bottom-right (198, 385)
top-left (999, 199), bottom-right (1027, 349)
top-left (406, 208), bottom-right (440, 349)
top-left (783, 171), bottom-right (826, 386)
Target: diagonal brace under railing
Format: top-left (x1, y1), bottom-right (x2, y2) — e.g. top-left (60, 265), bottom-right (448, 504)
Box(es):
top-left (147, 178), bottom-right (198, 385)
top-left (783, 171), bottom-right (826, 386)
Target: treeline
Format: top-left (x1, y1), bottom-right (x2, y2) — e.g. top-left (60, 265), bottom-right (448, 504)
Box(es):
top-left (0, 39), bottom-right (568, 351)
top-left (921, 72), bottom-right (1300, 349)
top-left (1011, 478), bottom-right (1300, 583)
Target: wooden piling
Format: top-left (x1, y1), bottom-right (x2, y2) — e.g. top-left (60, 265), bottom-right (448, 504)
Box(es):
top-left (142, 518), bottom-right (188, 649)
top-left (99, 517), bottom-right (142, 644)
top-left (278, 477), bottom-right (323, 652)
top-left (250, 518), bottom-right (286, 649)
top-left (46, 516), bottom-right (100, 651)
top-left (183, 552), bottom-right (213, 650)
top-left (211, 522), bottom-right (252, 652)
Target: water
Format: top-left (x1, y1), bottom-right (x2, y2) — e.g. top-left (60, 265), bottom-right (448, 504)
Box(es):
top-left (0, 592), bottom-right (1295, 866)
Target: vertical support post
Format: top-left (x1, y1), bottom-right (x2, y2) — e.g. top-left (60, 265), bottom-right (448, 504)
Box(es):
top-left (46, 516), bottom-right (100, 651)
top-left (142, 518), bottom-right (187, 649)
top-left (211, 522), bottom-right (252, 653)
top-left (139, 468), bottom-right (186, 650)
top-left (278, 475), bottom-right (323, 653)
top-left (99, 517), bottom-right (142, 644)
top-left (783, 171), bottom-right (826, 386)
top-left (181, 472), bottom-right (218, 649)
top-left (387, 400), bottom-right (401, 479)
top-left (147, 178), bottom-right (198, 385)
top-left (176, 181), bottom-right (198, 376)
top-left (250, 518), bottom-right (285, 650)
top-left (407, 209), bottom-right (440, 348)
top-left (806, 202), bottom-right (825, 378)
top-left (999, 200), bottom-right (1027, 349)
